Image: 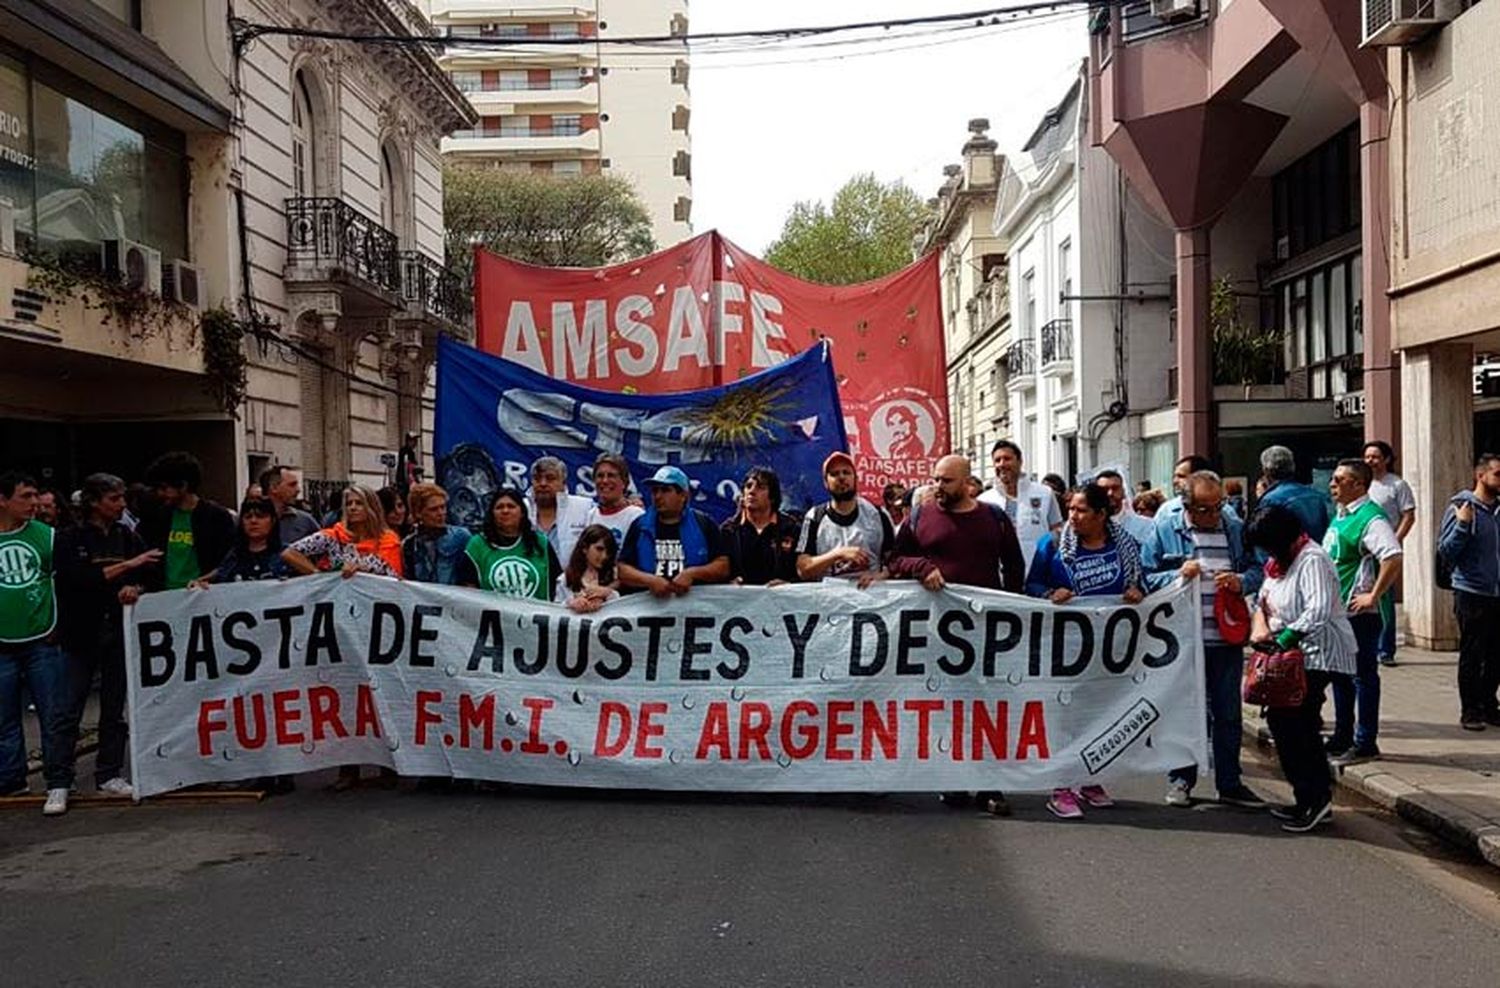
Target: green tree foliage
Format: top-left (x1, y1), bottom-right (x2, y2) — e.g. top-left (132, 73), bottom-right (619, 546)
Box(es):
top-left (1210, 275), bottom-right (1283, 387)
top-left (443, 166), bottom-right (656, 281)
top-left (764, 173), bottom-right (931, 285)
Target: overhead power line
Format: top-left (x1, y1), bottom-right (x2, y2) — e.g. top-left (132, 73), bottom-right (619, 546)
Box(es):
top-left (230, 1), bottom-right (1108, 53)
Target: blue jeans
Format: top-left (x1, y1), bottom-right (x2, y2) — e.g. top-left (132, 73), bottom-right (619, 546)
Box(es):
top-left (0, 641), bottom-right (76, 791)
top-left (1332, 613), bottom-right (1383, 751)
top-left (1378, 588), bottom-right (1398, 660)
top-left (1170, 644), bottom-right (1245, 793)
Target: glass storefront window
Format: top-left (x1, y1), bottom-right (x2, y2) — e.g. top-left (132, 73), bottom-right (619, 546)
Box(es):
top-left (0, 52), bottom-right (33, 244)
top-left (0, 51), bottom-right (188, 264)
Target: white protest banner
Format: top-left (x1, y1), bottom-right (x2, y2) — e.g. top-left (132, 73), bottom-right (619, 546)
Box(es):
top-left (125, 575), bottom-right (1207, 798)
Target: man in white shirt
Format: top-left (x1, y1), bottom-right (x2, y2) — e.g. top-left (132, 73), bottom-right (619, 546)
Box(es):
top-left (586, 453), bottom-right (644, 548)
top-left (527, 456), bottom-right (593, 567)
top-left (978, 440), bottom-right (1061, 574)
top-left (1363, 440), bottom-right (1415, 667)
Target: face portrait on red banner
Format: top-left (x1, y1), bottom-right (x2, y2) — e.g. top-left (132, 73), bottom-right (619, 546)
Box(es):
top-left (472, 232), bottom-right (948, 501)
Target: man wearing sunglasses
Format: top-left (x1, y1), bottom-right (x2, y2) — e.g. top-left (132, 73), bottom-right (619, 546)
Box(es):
top-left (1146, 470), bottom-right (1265, 810)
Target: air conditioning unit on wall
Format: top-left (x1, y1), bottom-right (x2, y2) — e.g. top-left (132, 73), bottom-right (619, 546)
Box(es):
top-left (1362, 0), bottom-right (1464, 47)
top-left (162, 259), bottom-right (204, 310)
top-left (1151, 0), bottom-right (1199, 22)
top-left (101, 238), bottom-right (163, 295)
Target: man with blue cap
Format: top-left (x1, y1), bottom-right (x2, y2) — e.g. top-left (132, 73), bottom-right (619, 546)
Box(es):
top-left (618, 466), bottom-right (730, 596)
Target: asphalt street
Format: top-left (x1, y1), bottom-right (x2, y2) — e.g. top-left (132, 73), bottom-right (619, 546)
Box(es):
top-left (4, 749), bottom-right (1500, 988)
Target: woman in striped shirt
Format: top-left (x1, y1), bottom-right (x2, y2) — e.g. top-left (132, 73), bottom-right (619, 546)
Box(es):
top-left (1246, 505), bottom-right (1358, 833)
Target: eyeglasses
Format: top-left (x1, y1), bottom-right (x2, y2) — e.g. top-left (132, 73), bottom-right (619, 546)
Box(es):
top-left (1187, 501), bottom-right (1223, 515)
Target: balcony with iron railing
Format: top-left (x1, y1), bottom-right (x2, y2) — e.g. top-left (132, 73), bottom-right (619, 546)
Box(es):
top-left (285, 197), bottom-right (402, 299)
top-left (1040, 319), bottom-right (1073, 376)
top-left (1004, 338), bottom-right (1036, 390)
top-left (400, 251), bottom-right (472, 329)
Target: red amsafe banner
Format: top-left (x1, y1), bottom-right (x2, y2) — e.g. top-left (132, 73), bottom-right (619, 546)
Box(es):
top-left (473, 232), bottom-right (948, 496)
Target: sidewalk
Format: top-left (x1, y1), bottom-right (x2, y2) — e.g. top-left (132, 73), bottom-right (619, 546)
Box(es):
top-left (1245, 646), bottom-right (1500, 868)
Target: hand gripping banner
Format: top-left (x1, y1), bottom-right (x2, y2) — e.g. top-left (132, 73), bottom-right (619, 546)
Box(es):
top-left (472, 232), bottom-right (948, 500)
top-left (434, 334), bottom-right (846, 524)
top-left (126, 577), bottom-right (1207, 798)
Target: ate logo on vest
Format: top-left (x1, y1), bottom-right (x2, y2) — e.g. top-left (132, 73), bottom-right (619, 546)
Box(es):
top-left (488, 557), bottom-right (540, 597)
top-left (0, 541), bottom-right (41, 588)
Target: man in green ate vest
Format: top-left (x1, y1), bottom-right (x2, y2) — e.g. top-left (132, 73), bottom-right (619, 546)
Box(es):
top-left (0, 471), bottom-right (74, 815)
top-left (1323, 458), bottom-right (1403, 767)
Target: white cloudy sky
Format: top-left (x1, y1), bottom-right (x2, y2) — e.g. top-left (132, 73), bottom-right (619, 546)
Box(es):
top-left (685, 1), bottom-right (1090, 253)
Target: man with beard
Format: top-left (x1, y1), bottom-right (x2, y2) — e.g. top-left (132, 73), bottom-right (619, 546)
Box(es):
top-left (889, 454), bottom-right (1025, 816)
top-left (796, 452), bottom-right (893, 586)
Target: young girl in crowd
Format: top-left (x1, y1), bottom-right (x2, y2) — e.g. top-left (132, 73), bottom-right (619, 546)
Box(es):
top-left (1026, 482), bottom-right (1146, 820)
top-left (282, 485), bottom-right (403, 579)
top-left (563, 524), bottom-right (620, 612)
top-left (190, 495), bottom-right (286, 586)
top-left (457, 487), bottom-right (562, 601)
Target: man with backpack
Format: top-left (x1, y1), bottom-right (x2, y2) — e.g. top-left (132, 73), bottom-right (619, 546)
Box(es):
top-left (1438, 453), bottom-right (1500, 731)
top-left (796, 452), bottom-right (894, 587)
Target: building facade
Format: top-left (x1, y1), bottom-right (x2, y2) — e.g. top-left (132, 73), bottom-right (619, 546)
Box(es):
top-left (1089, 0), bottom-right (1393, 489)
top-left (1388, 0), bottom-right (1495, 647)
top-left (916, 119), bottom-right (1008, 470)
top-left (0, 0), bottom-right (473, 507)
top-left (996, 70), bottom-right (1176, 489)
top-left (422, 0), bottom-right (692, 249)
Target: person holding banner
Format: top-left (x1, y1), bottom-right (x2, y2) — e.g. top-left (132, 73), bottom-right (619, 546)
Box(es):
top-left (1246, 504), bottom-right (1357, 833)
top-left (889, 454), bottom-right (1024, 817)
top-left (400, 483), bottom-right (471, 585)
top-left (456, 488), bottom-right (563, 601)
top-left (979, 441), bottom-right (1062, 576)
top-left (796, 452), bottom-right (893, 587)
top-left (721, 467), bottom-right (801, 586)
top-left (619, 467), bottom-right (730, 596)
top-left (1146, 471), bottom-right (1265, 810)
top-left (188, 495), bottom-right (287, 586)
top-left (282, 486), bottom-right (403, 579)
top-left (1024, 482), bottom-right (1146, 820)
top-left (586, 454), bottom-right (644, 548)
top-left (563, 525), bottom-right (621, 613)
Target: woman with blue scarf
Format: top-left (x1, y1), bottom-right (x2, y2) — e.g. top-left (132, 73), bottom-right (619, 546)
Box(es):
top-left (1026, 482), bottom-right (1146, 820)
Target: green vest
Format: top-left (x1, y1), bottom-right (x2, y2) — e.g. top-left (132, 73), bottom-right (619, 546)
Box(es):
top-left (0, 520), bottom-right (57, 643)
top-left (1323, 499), bottom-right (1386, 601)
top-left (465, 532), bottom-right (552, 601)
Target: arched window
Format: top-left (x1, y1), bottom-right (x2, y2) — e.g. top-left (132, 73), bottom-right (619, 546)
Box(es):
top-left (292, 71), bottom-right (316, 198)
top-left (378, 140), bottom-right (409, 244)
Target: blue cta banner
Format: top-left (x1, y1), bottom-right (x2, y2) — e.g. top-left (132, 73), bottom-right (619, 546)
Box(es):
top-left (434, 336), bottom-right (847, 524)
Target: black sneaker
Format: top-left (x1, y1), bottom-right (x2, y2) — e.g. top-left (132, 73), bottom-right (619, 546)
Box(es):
top-left (939, 791), bottom-right (973, 808)
top-left (1323, 736), bottom-right (1352, 757)
top-left (1461, 717), bottom-right (1487, 732)
top-left (1217, 785), bottom-right (1267, 809)
top-left (1, 784), bottom-right (29, 798)
top-left (979, 791), bottom-right (1011, 817)
top-left (1330, 746), bottom-right (1380, 767)
top-left (1268, 803), bottom-right (1302, 821)
top-left (1280, 801), bottom-right (1333, 833)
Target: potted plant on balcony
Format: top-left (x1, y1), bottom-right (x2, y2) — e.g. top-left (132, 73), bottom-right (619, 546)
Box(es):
top-left (1210, 275), bottom-right (1281, 398)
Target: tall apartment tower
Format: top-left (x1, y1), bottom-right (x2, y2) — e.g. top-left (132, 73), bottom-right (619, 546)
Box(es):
top-left (421, 1), bottom-right (693, 249)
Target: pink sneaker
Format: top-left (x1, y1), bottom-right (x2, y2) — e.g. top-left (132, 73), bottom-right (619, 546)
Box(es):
top-left (1047, 788), bottom-right (1085, 819)
top-left (1077, 785), bottom-right (1114, 808)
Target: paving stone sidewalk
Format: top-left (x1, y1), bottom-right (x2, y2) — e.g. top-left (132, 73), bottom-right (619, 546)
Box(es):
top-left (1245, 645), bottom-right (1500, 868)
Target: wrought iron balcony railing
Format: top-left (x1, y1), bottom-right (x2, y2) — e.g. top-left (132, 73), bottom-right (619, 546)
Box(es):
top-left (285, 197), bottom-right (402, 294)
top-left (1005, 338), bottom-right (1035, 378)
top-left (1041, 318), bottom-right (1073, 367)
top-left (400, 251), bottom-right (472, 325)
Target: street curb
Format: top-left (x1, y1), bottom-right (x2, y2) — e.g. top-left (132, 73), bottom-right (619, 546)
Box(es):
top-left (1244, 713), bottom-right (1500, 870)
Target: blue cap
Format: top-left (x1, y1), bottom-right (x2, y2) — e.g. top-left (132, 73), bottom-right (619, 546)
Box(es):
top-left (644, 465), bottom-right (690, 490)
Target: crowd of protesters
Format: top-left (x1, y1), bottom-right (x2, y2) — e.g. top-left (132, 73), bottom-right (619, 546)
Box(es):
top-left (7, 428), bottom-right (1494, 835)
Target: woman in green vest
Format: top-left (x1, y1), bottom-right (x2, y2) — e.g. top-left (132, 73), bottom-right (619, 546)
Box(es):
top-left (458, 488), bottom-right (562, 602)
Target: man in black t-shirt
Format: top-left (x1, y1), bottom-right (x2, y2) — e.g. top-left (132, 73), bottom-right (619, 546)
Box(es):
top-left (721, 467), bottom-right (802, 585)
top-left (618, 466), bottom-right (730, 595)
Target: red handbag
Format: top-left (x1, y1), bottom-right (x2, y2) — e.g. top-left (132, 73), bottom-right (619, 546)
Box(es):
top-left (1243, 647), bottom-right (1307, 708)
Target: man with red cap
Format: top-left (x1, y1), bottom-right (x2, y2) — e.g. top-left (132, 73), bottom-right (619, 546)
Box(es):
top-left (796, 451), bottom-right (893, 587)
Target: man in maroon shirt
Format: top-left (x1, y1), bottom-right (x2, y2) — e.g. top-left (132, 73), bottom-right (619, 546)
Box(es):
top-left (889, 455), bottom-right (1025, 593)
top-left (889, 454), bottom-right (1025, 817)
